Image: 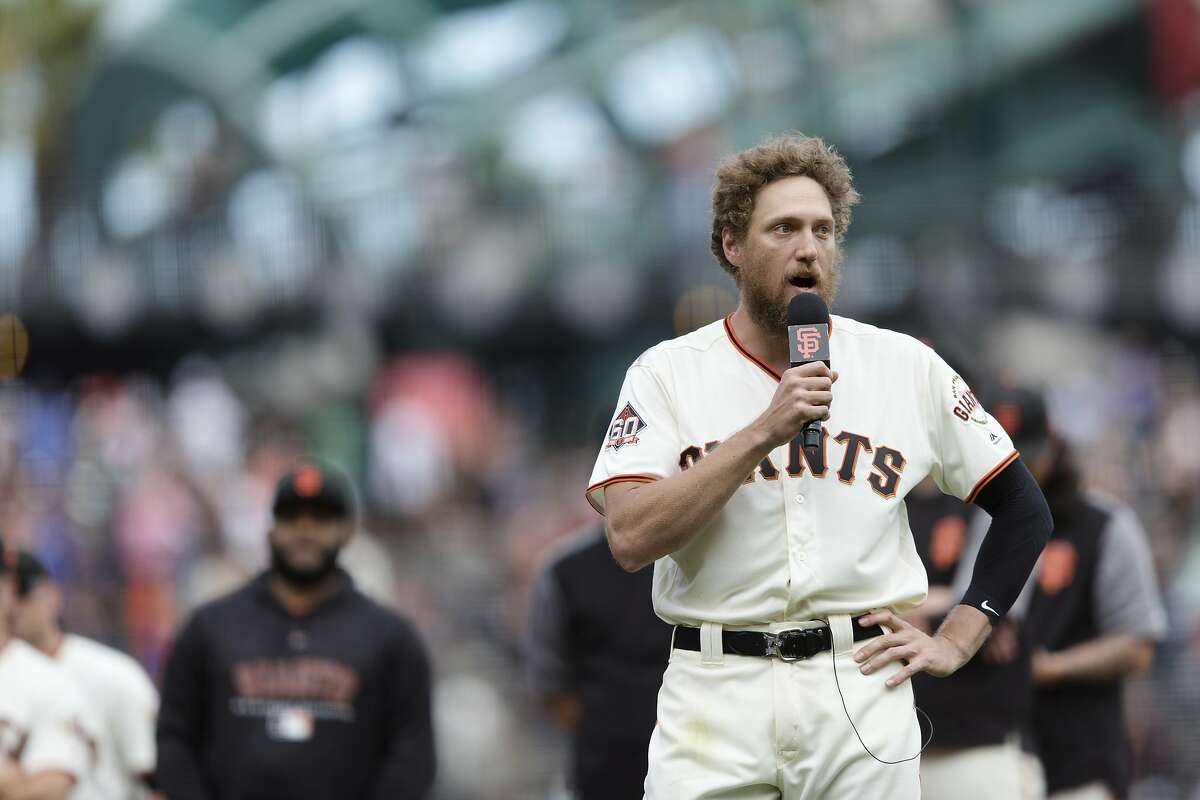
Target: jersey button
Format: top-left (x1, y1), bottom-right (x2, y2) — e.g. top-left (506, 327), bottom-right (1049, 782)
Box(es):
top-left (794, 494), bottom-right (805, 504)
top-left (797, 551), bottom-right (807, 561)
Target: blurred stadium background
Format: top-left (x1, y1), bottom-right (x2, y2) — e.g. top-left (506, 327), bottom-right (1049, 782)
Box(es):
top-left (2, 0), bottom-right (1200, 796)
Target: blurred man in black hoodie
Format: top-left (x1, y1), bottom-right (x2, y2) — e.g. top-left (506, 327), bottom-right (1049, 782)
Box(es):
top-left (157, 461), bottom-right (435, 800)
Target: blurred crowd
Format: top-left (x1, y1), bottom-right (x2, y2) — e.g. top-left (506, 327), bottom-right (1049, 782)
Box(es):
top-left (0, 305), bottom-right (1197, 797)
top-left (0, 348), bottom-right (601, 798)
top-left (1, 0), bottom-right (1199, 797)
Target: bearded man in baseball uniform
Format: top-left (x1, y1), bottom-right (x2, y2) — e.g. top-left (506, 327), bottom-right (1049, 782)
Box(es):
top-left (586, 133), bottom-right (1054, 799)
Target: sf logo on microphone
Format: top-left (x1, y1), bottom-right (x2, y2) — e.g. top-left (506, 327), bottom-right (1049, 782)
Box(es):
top-left (794, 327), bottom-right (824, 360)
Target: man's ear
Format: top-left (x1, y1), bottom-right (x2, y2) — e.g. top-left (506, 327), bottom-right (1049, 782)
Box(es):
top-left (721, 228), bottom-right (742, 269)
top-left (338, 519), bottom-right (355, 547)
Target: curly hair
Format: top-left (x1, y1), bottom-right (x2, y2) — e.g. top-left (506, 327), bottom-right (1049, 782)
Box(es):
top-left (710, 133), bottom-right (860, 277)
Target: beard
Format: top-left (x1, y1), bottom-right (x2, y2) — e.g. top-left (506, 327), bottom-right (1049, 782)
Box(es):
top-left (269, 542), bottom-right (342, 588)
top-left (740, 251), bottom-right (843, 331)
top-left (742, 274), bottom-right (791, 329)
top-left (734, 244), bottom-right (849, 331)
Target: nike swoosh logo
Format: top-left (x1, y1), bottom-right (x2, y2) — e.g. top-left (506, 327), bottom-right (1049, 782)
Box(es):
top-left (981, 600), bottom-right (998, 616)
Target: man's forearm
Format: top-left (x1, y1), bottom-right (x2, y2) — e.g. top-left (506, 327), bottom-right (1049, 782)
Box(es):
top-left (933, 604), bottom-right (992, 668)
top-left (2, 771), bottom-right (74, 800)
top-left (1033, 633), bottom-right (1154, 686)
top-left (964, 459), bottom-right (1052, 617)
top-left (606, 423), bottom-right (774, 571)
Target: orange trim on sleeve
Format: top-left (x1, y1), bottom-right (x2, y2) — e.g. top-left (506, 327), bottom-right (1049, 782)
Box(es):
top-left (585, 474), bottom-right (662, 515)
top-left (965, 449), bottom-right (1019, 504)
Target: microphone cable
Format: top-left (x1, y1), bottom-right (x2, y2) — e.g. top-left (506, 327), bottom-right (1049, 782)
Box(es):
top-left (829, 641), bottom-right (934, 764)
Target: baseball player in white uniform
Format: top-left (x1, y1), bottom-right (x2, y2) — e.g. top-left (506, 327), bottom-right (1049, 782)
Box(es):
top-left (13, 552), bottom-right (159, 800)
top-left (0, 541), bottom-right (96, 800)
top-left (587, 134), bottom-right (1053, 798)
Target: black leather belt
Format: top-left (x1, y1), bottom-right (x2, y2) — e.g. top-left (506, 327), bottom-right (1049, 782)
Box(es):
top-left (672, 616), bottom-right (884, 661)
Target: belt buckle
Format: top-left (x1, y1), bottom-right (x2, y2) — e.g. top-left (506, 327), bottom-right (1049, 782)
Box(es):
top-left (766, 628), bottom-right (822, 662)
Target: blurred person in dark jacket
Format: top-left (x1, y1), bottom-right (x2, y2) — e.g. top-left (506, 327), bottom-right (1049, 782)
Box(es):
top-left (157, 462), bottom-right (435, 800)
top-left (526, 524), bottom-right (671, 799)
top-left (905, 478), bottom-right (1041, 799)
top-left (957, 388), bottom-right (1167, 800)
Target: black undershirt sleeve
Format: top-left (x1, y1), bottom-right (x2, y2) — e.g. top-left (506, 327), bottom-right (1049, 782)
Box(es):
top-left (961, 458), bottom-right (1053, 619)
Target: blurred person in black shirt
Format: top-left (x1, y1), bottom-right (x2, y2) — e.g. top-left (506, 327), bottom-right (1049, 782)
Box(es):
top-left (906, 477), bottom-right (1040, 799)
top-left (526, 525), bottom-right (671, 799)
top-left (955, 388), bottom-right (1167, 800)
top-left (157, 462), bottom-right (435, 800)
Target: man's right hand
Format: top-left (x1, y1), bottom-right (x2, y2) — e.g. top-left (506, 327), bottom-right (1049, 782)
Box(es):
top-left (752, 362), bottom-right (839, 448)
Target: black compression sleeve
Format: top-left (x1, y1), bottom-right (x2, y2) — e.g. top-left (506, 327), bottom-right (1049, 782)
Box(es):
top-left (961, 458), bottom-right (1053, 619)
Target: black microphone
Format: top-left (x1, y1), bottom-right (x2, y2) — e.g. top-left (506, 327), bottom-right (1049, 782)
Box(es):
top-left (787, 294), bottom-right (832, 461)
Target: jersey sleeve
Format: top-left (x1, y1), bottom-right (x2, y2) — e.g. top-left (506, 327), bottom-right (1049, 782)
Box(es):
top-left (112, 658), bottom-right (160, 776)
top-left (924, 348), bottom-right (1018, 503)
top-left (22, 677), bottom-right (94, 780)
top-left (585, 354), bottom-right (680, 515)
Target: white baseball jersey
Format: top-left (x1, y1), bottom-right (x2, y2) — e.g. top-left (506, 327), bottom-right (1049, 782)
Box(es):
top-left (56, 635), bottom-right (158, 800)
top-left (587, 315), bottom-right (1017, 627)
top-left (0, 638), bottom-right (94, 784)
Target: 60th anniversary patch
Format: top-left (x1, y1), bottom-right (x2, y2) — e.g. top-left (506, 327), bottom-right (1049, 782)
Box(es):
top-left (606, 402), bottom-right (647, 451)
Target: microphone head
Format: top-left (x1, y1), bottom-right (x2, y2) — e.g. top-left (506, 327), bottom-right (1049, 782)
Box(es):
top-left (787, 293), bottom-right (829, 327)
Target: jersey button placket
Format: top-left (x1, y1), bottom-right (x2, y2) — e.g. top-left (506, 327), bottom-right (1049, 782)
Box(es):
top-left (782, 473), bottom-right (813, 610)
top-left (799, 484), bottom-right (821, 566)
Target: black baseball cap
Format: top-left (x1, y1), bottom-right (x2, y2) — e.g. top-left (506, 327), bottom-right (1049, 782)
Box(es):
top-left (272, 461), bottom-right (355, 519)
top-left (990, 386), bottom-right (1050, 455)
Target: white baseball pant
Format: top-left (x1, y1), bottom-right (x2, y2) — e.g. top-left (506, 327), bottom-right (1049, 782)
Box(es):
top-left (644, 614), bottom-right (922, 799)
top-left (920, 740), bottom-right (1045, 800)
